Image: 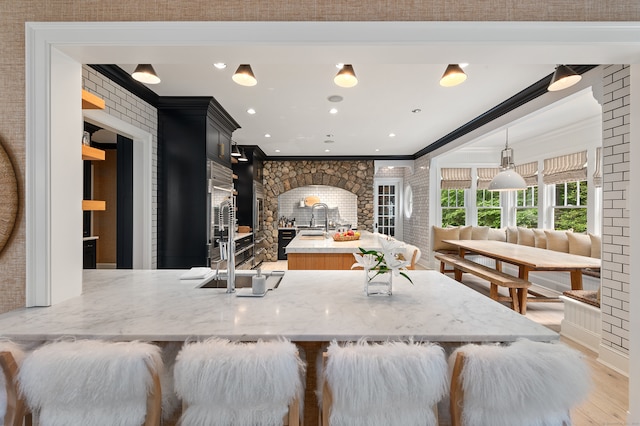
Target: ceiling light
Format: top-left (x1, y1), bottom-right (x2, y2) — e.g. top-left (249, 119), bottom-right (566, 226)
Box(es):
top-left (238, 148), bottom-right (249, 162)
top-left (213, 63), bottom-right (227, 69)
top-left (275, 149), bottom-right (281, 153)
top-left (548, 65), bottom-right (582, 91)
top-left (327, 95), bottom-right (344, 102)
top-left (389, 133), bottom-right (396, 138)
top-left (324, 149), bottom-right (330, 152)
top-left (232, 64), bottom-right (257, 86)
top-left (329, 108), bottom-right (338, 114)
top-left (439, 64), bottom-right (467, 87)
top-left (334, 64), bottom-right (358, 88)
top-left (412, 109), bottom-right (422, 113)
top-left (324, 140), bottom-right (334, 144)
top-left (375, 149), bottom-right (380, 152)
top-left (264, 134), bottom-right (271, 138)
top-left (488, 129), bottom-right (527, 191)
top-left (131, 64), bottom-right (161, 84)
top-left (247, 108), bottom-right (256, 115)
top-left (231, 142), bottom-right (241, 157)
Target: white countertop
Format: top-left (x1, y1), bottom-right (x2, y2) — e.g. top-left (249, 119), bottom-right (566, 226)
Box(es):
top-left (286, 230), bottom-right (385, 254)
top-left (0, 270), bottom-right (557, 343)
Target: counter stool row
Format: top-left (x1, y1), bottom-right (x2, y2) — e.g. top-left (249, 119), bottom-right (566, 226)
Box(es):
top-left (1, 337), bottom-right (590, 426)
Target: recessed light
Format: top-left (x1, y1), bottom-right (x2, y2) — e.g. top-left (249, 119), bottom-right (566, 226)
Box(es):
top-left (412, 109), bottom-right (422, 114)
top-left (213, 63), bottom-right (227, 69)
top-left (325, 149), bottom-right (331, 152)
top-left (275, 149), bottom-right (281, 153)
top-left (375, 148), bottom-right (380, 152)
top-left (389, 133), bottom-right (396, 138)
top-left (329, 108), bottom-right (338, 114)
top-left (247, 108), bottom-right (256, 115)
top-left (324, 140), bottom-right (334, 144)
top-left (264, 133), bottom-right (271, 138)
top-left (327, 95), bottom-right (343, 102)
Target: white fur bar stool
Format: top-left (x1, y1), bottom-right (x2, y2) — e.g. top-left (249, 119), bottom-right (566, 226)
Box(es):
top-left (0, 341), bottom-right (28, 426)
top-left (319, 340), bottom-right (448, 426)
top-left (17, 339), bottom-right (163, 426)
top-left (173, 338), bottom-right (305, 426)
top-left (449, 339), bottom-right (591, 426)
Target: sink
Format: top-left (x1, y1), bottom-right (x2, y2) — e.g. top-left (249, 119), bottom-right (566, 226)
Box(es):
top-left (198, 271), bottom-right (285, 289)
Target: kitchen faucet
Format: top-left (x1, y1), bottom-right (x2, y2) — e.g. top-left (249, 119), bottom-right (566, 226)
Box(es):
top-left (311, 203), bottom-right (330, 236)
top-left (218, 197), bottom-right (235, 293)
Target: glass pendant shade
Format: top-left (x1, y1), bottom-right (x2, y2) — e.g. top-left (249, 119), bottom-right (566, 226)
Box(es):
top-left (232, 64), bottom-right (257, 86)
top-left (439, 64), bottom-right (467, 87)
top-left (548, 65), bottom-right (581, 91)
top-left (334, 64), bottom-right (358, 88)
top-left (131, 64), bottom-right (161, 84)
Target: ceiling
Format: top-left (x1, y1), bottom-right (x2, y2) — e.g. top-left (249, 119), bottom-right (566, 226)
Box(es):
top-left (118, 62), bottom-right (563, 157)
top-left (57, 21), bottom-right (639, 159)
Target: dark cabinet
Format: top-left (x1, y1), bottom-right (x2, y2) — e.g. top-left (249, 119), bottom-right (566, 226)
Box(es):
top-left (278, 229), bottom-right (296, 260)
top-left (157, 97), bottom-right (240, 268)
top-left (233, 146), bottom-right (265, 229)
top-left (83, 239), bottom-right (97, 269)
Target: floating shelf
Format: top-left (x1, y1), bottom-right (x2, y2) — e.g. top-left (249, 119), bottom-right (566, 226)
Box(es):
top-left (82, 145), bottom-right (105, 161)
top-left (82, 89), bottom-right (105, 110)
top-left (82, 200), bottom-right (106, 211)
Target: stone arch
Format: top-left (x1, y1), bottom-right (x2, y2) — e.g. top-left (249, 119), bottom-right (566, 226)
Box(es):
top-left (262, 160), bottom-right (374, 261)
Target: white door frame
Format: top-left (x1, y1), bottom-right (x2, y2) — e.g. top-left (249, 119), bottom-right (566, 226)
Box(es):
top-left (373, 177), bottom-right (403, 238)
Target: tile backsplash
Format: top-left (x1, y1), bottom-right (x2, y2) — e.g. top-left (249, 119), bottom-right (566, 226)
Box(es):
top-left (278, 185), bottom-right (358, 228)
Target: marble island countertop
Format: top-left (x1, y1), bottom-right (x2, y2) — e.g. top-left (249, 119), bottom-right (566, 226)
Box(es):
top-left (286, 230), bottom-right (385, 254)
top-left (0, 270), bottom-right (557, 343)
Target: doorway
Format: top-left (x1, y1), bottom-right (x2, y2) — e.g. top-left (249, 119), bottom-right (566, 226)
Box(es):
top-left (374, 178), bottom-right (403, 238)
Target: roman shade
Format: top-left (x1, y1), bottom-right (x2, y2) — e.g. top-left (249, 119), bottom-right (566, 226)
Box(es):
top-left (542, 151), bottom-right (587, 185)
top-left (477, 168), bottom-right (499, 190)
top-left (593, 147), bottom-right (602, 188)
top-left (515, 161), bottom-right (538, 186)
top-left (441, 168), bottom-right (472, 190)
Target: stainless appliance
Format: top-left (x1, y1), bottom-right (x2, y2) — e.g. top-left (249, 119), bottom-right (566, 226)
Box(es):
top-left (207, 160), bottom-right (234, 269)
top-left (253, 181), bottom-right (266, 268)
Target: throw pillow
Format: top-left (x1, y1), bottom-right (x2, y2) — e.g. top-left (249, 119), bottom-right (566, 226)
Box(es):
top-left (517, 227), bottom-right (535, 247)
top-left (545, 230), bottom-right (570, 253)
top-left (589, 233), bottom-right (602, 259)
top-left (459, 225), bottom-right (472, 240)
top-left (506, 226), bottom-right (518, 244)
top-left (532, 229), bottom-right (547, 249)
top-left (471, 226), bottom-right (490, 240)
top-left (487, 228), bottom-right (507, 242)
top-left (567, 232), bottom-right (591, 257)
top-left (432, 226), bottom-right (460, 252)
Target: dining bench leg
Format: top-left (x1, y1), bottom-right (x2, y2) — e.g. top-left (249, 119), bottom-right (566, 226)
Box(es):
top-left (570, 270), bottom-right (583, 290)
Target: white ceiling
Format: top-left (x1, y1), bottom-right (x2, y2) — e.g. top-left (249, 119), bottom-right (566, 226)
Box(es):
top-left (54, 21), bottom-right (640, 158)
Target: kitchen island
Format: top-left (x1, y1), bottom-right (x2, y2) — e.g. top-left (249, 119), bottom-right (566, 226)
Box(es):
top-left (0, 269), bottom-right (557, 423)
top-left (285, 230), bottom-right (385, 269)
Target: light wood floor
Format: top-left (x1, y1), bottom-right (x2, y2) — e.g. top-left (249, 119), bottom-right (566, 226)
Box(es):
top-left (261, 261), bottom-right (630, 425)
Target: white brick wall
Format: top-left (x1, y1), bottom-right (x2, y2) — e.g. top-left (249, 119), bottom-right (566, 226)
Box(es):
top-left (403, 155), bottom-right (430, 267)
top-left (278, 185), bottom-right (358, 228)
top-left (82, 66), bottom-right (159, 268)
top-left (601, 64), bottom-right (630, 354)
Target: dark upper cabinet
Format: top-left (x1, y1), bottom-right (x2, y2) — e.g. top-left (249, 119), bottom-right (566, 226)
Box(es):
top-left (157, 97), bottom-right (240, 269)
top-left (232, 146), bottom-right (265, 229)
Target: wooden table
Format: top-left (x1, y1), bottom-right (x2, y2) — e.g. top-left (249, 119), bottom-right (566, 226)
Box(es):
top-left (444, 239), bottom-right (601, 291)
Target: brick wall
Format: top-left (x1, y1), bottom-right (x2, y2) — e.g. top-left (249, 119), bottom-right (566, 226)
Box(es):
top-left (600, 65), bottom-right (630, 355)
top-left (278, 186), bottom-right (358, 228)
top-left (82, 66), bottom-right (159, 268)
top-left (403, 156), bottom-right (431, 267)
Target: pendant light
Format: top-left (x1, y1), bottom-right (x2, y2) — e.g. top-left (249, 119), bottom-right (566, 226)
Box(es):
top-left (548, 65), bottom-right (581, 91)
top-left (131, 64), bottom-right (161, 84)
top-left (439, 64), bottom-right (467, 87)
top-left (231, 142), bottom-right (241, 157)
top-left (488, 129), bottom-right (527, 191)
top-left (238, 148), bottom-right (249, 162)
top-left (334, 64), bottom-right (358, 88)
top-left (232, 64), bottom-right (257, 86)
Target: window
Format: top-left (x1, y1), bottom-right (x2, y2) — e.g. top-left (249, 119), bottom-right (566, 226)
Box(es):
top-left (553, 181), bottom-right (587, 232)
top-left (516, 186), bottom-right (538, 227)
top-left (476, 189), bottom-right (501, 227)
top-left (441, 189), bottom-right (466, 227)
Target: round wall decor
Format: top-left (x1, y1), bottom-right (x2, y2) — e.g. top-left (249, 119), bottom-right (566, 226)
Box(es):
top-left (0, 142), bottom-right (18, 255)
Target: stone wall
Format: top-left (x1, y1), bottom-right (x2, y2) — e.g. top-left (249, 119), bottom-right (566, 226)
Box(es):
top-left (262, 160), bottom-right (374, 261)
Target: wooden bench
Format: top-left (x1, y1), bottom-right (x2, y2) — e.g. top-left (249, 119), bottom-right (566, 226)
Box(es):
top-left (434, 252), bottom-right (532, 314)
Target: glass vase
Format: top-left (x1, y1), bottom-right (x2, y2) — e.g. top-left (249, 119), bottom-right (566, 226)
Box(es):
top-left (365, 269), bottom-right (393, 296)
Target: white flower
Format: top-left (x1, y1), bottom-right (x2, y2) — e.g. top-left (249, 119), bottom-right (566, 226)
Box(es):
top-left (351, 253), bottom-right (379, 270)
top-left (353, 237), bottom-right (413, 284)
